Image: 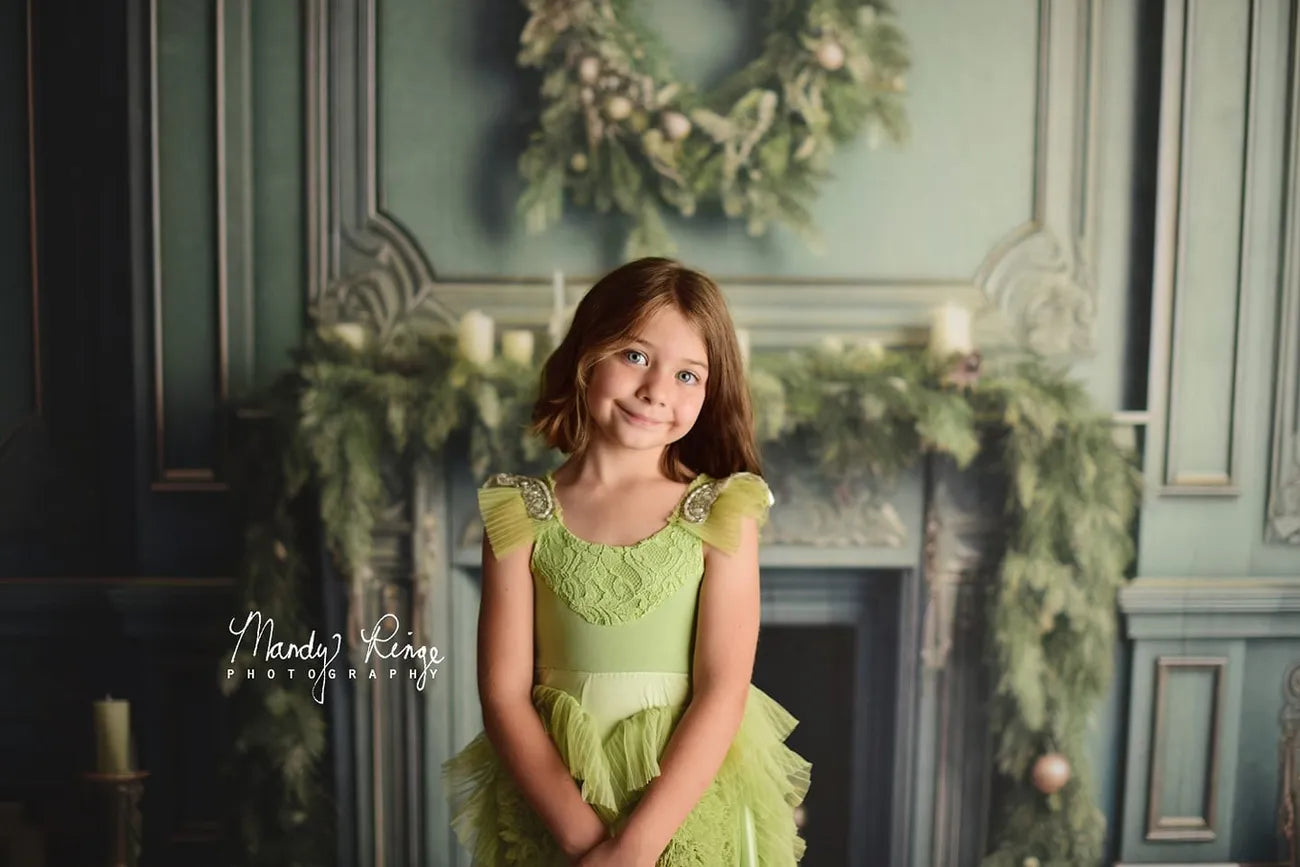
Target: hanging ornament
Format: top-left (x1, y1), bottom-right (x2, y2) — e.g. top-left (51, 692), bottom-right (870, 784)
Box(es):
top-left (577, 55), bottom-right (601, 85)
top-left (569, 152), bottom-right (588, 172)
top-left (660, 110), bottom-right (692, 141)
top-left (1022, 858), bottom-right (1040, 867)
top-left (604, 95), bottom-right (633, 121)
top-left (1030, 753), bottom-right (1071, 794)
top-left (815, 40), bottom-right (846, 71)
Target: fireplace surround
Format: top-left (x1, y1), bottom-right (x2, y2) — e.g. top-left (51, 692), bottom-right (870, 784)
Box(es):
top-left (318, 441), bottom-right (1009, 867)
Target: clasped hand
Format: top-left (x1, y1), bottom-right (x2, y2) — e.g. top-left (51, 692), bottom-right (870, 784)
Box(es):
top-left (573, 835), bottom-right (657, 867)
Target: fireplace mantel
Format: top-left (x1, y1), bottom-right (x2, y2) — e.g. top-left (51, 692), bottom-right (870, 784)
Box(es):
top-left (320, 441), bottom-right (1009, 866)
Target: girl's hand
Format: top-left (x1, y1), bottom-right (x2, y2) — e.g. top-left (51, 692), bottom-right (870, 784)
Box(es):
top-left (559, 816), bottom-right (613, 863)
top-left (575, 836), bottom-right (658, 867)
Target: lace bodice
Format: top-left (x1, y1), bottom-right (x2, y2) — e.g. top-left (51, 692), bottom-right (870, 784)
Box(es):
top-left (477, 470), bottom-right (774, 626)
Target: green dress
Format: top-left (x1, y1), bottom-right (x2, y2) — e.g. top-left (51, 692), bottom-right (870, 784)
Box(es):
top-left (442, 470), bottom-right (811, 865)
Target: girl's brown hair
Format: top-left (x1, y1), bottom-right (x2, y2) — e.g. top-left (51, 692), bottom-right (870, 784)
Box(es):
top-left (530, 257), bottom-right (762, 483)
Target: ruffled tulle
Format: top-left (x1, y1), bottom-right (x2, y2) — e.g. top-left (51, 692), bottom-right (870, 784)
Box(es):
top-left (477, 483), bottom-right (537, 560)
top-left (678, 472), bottom-right (774, 556)
top-left (441, 684), bottom-right (810, 865)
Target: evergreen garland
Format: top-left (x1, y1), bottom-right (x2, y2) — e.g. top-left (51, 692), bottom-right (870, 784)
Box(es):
top-left (517, 0), bottom-right (910, 257)
top-left (222, 323), bottom-right (1139, 866)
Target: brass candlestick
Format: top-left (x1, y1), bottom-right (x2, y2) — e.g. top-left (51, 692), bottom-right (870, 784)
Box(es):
top-left (82, 770), bottom-right (148, 867)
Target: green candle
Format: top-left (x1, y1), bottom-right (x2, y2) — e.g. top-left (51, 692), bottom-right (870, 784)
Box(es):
top-left (93, 696), bottom-right (131, 774)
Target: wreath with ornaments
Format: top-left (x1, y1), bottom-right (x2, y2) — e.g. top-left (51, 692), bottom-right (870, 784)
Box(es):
top-left (516, 0), bottom-right (910, 257)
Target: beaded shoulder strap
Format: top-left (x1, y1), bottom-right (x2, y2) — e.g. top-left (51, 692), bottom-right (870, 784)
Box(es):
top-left (483, 472), bottom-right (556, 520)
top-left (678, 472), bottom-right (774, 555)
top-left (477, 473), bottom-right (555, 560)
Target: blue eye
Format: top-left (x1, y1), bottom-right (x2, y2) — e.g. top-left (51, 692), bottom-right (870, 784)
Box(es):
top-left (624, 348), bottom-right (701, 385)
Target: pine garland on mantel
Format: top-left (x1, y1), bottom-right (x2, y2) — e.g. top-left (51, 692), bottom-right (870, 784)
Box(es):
top-left (220, 321), bottom-right (1140, 866)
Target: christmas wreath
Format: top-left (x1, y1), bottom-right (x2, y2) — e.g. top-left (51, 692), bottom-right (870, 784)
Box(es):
top-left (516, 0), bottom-right (910, 256)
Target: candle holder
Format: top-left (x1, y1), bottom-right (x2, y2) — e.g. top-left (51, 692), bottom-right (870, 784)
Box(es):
top-left (82, 770), bottom-right (148, 867)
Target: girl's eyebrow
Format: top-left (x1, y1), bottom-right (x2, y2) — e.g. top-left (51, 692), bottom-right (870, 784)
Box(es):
top-left (630, 337), bottom-right (709, 370)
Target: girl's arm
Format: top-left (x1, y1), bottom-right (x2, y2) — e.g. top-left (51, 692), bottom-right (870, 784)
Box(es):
top-left (611, 515), bottom-right (762, 862)
top-left (477, 535), bottom-right (610, 860)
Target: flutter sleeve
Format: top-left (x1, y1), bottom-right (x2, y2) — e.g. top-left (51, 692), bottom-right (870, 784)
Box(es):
top-left (476, 473), bottom-right (543, 560)
top-left (688, 471), bottom-right (775, 556)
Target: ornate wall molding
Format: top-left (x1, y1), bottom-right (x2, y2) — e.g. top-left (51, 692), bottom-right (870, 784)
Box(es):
top-left (308, 0), bottom-right (1103, 361)
top-left (1268, 3), bottom-right (1300, 542)
top-left (305, 0), bottom-right (456, 340)
top-left (973, 0), bottom-right (1101, 361)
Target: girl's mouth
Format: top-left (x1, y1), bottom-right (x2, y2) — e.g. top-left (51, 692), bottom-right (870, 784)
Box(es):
top-left (619, 405), bottom-right (663, 426)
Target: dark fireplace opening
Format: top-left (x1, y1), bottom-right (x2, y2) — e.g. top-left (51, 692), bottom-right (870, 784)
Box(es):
top-left (752, 572), bottom-right (903, 866)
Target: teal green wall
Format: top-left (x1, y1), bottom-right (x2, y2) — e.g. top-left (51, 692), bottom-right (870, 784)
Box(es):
top-left (1117, 0), bottom-right (1299, 861)
top-left (377, 0), bottom-right (1038, 280)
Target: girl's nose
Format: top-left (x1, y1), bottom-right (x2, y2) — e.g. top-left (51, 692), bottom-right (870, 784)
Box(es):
top-left (637, 368), bottom-right (671, 404)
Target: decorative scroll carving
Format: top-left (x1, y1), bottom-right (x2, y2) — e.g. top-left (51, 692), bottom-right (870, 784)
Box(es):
top-left (975, 0), bottom-right (1101, 362)
top-left (1279, 661), bottom-right (1300, 864)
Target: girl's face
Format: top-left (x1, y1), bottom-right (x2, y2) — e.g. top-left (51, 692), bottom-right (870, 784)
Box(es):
top-left (584, 305), bottom-right (710, 454)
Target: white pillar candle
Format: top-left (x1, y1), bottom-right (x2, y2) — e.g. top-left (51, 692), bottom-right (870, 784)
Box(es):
top-left (735, 327), bottom-right (751, 370)
top-left (548, 270), bottom-right (568, 349)
top-left (93, 696), bottom-right (131, 774)
top-left (501, 329), bottom-right (535, 365)
top-left (458, 310), bottom-right (495, 365)
top-left (552, 269), bottom-right (565, 316)
top-left (929, 302), bottom-right (973, 356)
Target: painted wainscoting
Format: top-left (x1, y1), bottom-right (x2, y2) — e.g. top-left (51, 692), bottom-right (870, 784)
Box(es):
top-left (1116, 0), bottom-right (1300, 862)
top-left (1116, 579), bottom-right (1300, 865)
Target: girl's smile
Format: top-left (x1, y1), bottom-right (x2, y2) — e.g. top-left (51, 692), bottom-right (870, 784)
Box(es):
top-left (618, 404), bottom-right (666, 426)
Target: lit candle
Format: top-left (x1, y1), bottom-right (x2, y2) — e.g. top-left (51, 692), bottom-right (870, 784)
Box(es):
top-left (93, 696), bottom-right (131, 774)
top-left (929, 302), bottom-right (973, 356)
top-left (501, 329), bottom-right (535, 365)
top-left (457, 310), bottom-right (495, 365)
top-left (735, 327), bottom-right (751, 370)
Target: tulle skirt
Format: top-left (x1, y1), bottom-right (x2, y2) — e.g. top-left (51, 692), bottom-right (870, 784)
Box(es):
top-left (441, 669), bottom-right (811, 865)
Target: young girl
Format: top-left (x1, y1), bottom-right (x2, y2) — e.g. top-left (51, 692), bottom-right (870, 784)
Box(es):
top-left (442, 258), bottom-right (811, 865)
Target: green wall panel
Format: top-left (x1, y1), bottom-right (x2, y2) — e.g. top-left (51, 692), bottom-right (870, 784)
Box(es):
top-left (1152, 661), bottom-right (1221, 821)
top-left (1120, 640), bottom-right (1245, 862)
top-left (1164, 0), bottom-right (1250, 491)
top-left (251, 0), bottom-right (305, 389)
top-left (156, 0), bottom-right (219, 472)
top-left (375, 0), bottom-right (1038, 277)
top-left (1231, 639), bottom-right (1293, 862)
top-left (1, 0), bottom-right (33, 433)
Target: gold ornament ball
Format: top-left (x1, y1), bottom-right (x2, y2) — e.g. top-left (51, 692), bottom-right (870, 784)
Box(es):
top-left (816, 41), bottom-right (846, 71)
top-left (1031, 753), bottom-right (1071, 794)
top-left (569, 153), bottom-right (588, 173)
top-left (1022, 858), bottom-right (1040, 867)
top-left (604, 95), bottom-right (633, 121)
top-left (577, 55), bottom-right (601, 85)
top-left (661, 110), bottom-right (692, 141)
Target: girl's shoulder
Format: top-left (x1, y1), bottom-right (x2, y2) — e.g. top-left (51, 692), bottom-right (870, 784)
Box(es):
top-left (476, 472), bottom-right (556, 560)
top-left (677, 471), bottom-right (775, 555)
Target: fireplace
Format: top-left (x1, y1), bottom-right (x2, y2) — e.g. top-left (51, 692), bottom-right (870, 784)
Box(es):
top-left (753, 568), bottom-right (906, 865)
top-left (326, 450), bottom-right (1002, 867)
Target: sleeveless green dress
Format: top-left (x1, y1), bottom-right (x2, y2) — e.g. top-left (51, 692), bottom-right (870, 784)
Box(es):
top-left (442, 470), bottom-right (811, 865)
